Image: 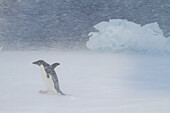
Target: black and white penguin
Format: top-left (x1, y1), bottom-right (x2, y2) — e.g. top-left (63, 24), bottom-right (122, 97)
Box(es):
top-left (32, 60), bottom-right (65, 95)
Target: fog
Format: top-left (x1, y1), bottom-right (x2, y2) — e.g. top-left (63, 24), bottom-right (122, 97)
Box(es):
top-left (0, 0), bottom-right (170, 50)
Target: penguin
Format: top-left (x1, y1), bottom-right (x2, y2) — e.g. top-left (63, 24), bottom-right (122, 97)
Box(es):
top-left (32, 60), bottom-right (65, 95)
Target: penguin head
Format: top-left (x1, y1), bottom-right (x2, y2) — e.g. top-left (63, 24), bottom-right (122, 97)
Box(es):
top-left (32, 60), bottom-right (45, 66)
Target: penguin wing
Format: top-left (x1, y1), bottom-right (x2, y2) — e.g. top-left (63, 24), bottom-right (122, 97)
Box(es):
top-left (51, 63), bottom-right (60, 69)
top-left (46, 73), bottom-right (50, 78)
top-left (44, 66), bottom-right (51, 78)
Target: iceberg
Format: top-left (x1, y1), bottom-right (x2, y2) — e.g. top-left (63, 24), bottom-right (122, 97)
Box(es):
top-left (86, 19), bottom-right (170, 54)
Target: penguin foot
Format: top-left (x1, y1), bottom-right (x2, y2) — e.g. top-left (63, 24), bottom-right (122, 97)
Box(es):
top-left (39, 90), bottom-right (48, 94)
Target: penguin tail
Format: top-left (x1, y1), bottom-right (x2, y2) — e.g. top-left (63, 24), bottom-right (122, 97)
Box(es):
top-left (58, 90), bottom-right (66, 96)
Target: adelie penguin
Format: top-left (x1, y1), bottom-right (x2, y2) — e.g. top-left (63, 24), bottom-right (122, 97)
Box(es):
top-left (32, 60), bottom-right (65, 95)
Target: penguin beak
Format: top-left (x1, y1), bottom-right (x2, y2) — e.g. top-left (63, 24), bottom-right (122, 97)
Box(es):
top-left (32, 62), bottom-right (36, 64)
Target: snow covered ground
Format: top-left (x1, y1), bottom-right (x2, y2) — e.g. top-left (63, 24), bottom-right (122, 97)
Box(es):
top-left (0, 51), bottom-right (170, 113)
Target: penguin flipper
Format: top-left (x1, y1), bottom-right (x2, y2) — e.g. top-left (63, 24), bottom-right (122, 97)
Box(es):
top-left (51, 63), bottom-right (60, 69)
top-left (46, 73), bottom-right (50, 78)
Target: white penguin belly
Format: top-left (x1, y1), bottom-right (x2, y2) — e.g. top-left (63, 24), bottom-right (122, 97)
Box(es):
top-left (40, 65), bottom-right (56, 93)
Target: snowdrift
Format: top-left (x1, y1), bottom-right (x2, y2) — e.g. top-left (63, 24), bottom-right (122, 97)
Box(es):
top-left (0, 51), bottom-right (170, 113)
top-left (86, 19), bottom-right (170, 54)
